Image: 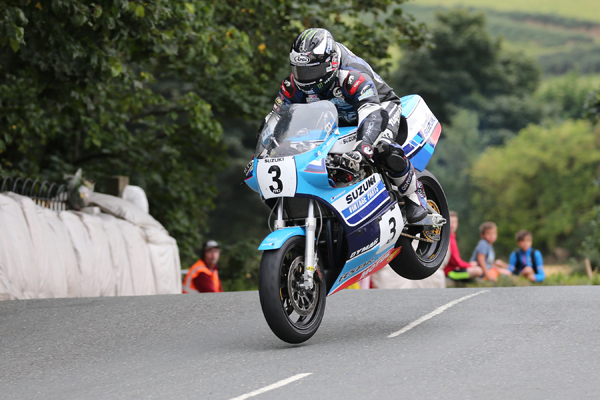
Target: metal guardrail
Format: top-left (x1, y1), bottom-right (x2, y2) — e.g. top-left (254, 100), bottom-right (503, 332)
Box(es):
top-left (0, 176), bottom-right (70, 211)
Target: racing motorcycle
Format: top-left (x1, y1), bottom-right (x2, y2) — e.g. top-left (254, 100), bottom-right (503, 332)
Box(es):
top-left (244, 95), bottom-right (449, 344)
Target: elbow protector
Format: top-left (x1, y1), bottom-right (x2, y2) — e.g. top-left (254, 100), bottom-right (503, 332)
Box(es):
top-left (357, 108), bottom-right (389, 146)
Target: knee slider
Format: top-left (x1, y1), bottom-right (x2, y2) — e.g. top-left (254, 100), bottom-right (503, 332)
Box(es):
top-left (375, 141), bottom-right (407, 173)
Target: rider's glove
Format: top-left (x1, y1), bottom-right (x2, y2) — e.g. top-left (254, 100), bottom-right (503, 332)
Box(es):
top-left (337, 150), bottom-right (363, 173)
top-left (355, 141), bottom-right (375, 160)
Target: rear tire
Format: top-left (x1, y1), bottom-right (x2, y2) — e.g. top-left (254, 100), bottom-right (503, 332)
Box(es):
top-left (258, 236), bottom-right (326, 344)
top-left (390, 169), bottom-right (450, 280)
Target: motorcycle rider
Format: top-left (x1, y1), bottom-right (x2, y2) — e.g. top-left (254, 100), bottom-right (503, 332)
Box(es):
top-left (263, 28), bottom-right (429, 223)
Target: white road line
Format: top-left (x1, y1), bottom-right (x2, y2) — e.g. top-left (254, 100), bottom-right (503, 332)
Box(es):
top-left (388, 290), bottom-right (489, 338)
top-left (229, 373), bottom-right (313, 400)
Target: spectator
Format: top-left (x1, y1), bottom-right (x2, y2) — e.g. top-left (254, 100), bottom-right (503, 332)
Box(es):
top-left (470, 222), bottom-right (511, 281)
top-left (444, 211), bottom-right (483, 280)
top-left (508, 230), bottom-right (545, 282)
top-left (182, 240), bottom-right (223, 293)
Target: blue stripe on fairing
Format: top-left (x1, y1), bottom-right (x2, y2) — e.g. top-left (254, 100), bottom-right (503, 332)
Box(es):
top-left (402, 142), bottom-right (415, 155)
top-left (424, 143), bottom-right (435, 154)
top-left (346, 190), bottom-right (389, 225)
top-left (413, 133), bottom-right (423, 144)
top-left (408, 146), bottom-right (433, 172)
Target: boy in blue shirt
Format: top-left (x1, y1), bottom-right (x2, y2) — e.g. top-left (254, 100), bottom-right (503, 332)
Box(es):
top-left (470, 221), bottom-right (511, 281)
top-left (508, 230), bottom-right (545, 282)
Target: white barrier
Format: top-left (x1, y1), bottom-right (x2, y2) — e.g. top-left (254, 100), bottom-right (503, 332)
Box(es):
top-left (0, 191), bottom-right (181, 300)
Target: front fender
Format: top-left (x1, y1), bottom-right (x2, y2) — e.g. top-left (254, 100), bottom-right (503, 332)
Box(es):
top-left (258, 227), bottom-right (306, 251)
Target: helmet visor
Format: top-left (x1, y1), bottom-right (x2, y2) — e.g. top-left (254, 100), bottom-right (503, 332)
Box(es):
top-left (292, 62), bottom-right (331, 83)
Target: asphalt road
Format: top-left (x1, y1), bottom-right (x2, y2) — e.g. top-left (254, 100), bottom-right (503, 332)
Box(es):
top-left (1, 287), bottom-right (600, 399)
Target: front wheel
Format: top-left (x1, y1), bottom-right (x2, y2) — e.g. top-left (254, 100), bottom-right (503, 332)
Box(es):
top-left (258, 236), bottom-right (326, 344)
top-left (390, 169), bottom-right (450, 280)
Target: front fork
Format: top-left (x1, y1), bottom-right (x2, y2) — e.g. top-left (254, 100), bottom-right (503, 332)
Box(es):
top-left (273, 198), bottom-right (317, 290)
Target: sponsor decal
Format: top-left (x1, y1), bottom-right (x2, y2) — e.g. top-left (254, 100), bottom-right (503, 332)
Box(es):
top-left (359, 263), bottom-right (378, 280)
top-left (333, 87), bottom-right (343, 98)
top-left (281, 79), bottom-right (295, 98)
top-left (358, 88), bottom-right (374, 101)
top-left (364, 121), bottom-right (376, 138)
top-left (348, 75), bottom-right (365, 95)
top-left (361, 144), bottom-right (374, 157)
top-left (387, 247), bottom-right (402, 262)
top-left (400, 172), bottom-right (412, 193)
top-left (388, 105), bottom-right (400, 127)
top-left (360, 85), bottom-right (372, 95)
top-left (338, 258), bottom-right (374, 282)
top-left (307, 94), bottom-right (319, 103)
top-left (332, 246), bottom-right (401, 293)
top-left (345, 175), bottom-right (377, 204)
top-left (244, 158), bottom-right (254, 177)
top-left (294, 55), bottom-right (310, 64)
top-left (264, 157), bottom-right (284, 163)
top-left (348, 75), bottom-right (355, 85)
top-left (349, 238), bottom-right (379, 259)
top-left (341, 133), bottom-right (357, 145)
top-left (422, 113), bottom-right (437, 139)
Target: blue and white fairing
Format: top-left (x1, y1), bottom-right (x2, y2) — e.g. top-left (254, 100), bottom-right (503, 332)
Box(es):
top-left (245, 97), bottom-right (441, 295)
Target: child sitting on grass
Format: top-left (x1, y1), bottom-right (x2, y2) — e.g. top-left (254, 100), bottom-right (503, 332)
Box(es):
top-left (508, 230), bottom-right (545, 282)
top-left (445, 211), bottom-right (483, 281)
top-left (470, 221), bottom-right (511, 281)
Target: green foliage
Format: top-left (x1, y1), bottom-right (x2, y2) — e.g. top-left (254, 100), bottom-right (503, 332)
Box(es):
top-left (404, 4), bottom-right (600, 78)
top-left (580, 206), bottom-right (600, 268)
top-left (471, 120), bottom-right (600, 253)
top-left (409, 0), bottom-right (600, 23)
top-left (397, 9), bottom-right (542, 256)
top-left (218, 239), bottom-right (262, 291)
top-left (0, 0), bottom-right (426, 282)
top-left (461, 272), bottom-right (600, 287)
top-left (585, 86), bottom-right (600, 124)
top-left (390, 9), bottom-right (541, 136)
top-left (536, 73), bottom-right (595, 121)
top-left (539, 46), bottom-right (600, 75)
top-left (428, 110), bottom-right (484, 254)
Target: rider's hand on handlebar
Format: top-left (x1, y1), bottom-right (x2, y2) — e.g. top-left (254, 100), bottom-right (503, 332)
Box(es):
top-left (337, 151), bottom-right (363, 173)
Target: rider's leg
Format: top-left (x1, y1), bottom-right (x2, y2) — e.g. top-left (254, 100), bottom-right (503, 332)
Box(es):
top-left (384, 148), bottom-right (428, 223)
top-left (375, 102), bottom-right (428, 223)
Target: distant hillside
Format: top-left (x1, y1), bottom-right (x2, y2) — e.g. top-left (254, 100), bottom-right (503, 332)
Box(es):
top-left (404, 4), bottom-right (600, 76)
top-left (410, 0), bottom-right (600, 23)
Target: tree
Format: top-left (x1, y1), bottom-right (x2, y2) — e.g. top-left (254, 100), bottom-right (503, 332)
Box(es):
top-left (471, 120), bottom-right (600, 254)
top-left (427, 110), bottom-right (484, 255)
top-left (389, 9), bottom-right (542, 139)
top-left (0, 0), bottom-right (426, 270)
top-left (585, 86), bottom-right (600, 124)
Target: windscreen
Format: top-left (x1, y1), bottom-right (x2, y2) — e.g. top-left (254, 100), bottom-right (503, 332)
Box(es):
top-left (255, 101), bottom-right (338, 158)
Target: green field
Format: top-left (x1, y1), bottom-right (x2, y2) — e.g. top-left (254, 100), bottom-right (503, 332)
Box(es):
top-left (403, 3), bottom-right (600, 76)
top-left (411, 0), bottom-right (600, 23)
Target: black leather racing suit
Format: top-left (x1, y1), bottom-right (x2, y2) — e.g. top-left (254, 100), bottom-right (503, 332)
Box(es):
top-left (272, 43), bottom-right (403, 148)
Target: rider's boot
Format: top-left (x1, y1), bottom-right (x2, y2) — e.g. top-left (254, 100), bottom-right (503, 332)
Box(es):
top-left (374, 136), bottom-right (429, 223)
top-left (389, 166), bottom-right (428, 224)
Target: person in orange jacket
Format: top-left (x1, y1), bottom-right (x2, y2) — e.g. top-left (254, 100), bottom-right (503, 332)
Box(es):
top-left (183, 240), bottom-right (223, 293)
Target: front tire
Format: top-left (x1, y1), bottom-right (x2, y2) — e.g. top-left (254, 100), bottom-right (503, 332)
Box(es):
top-left (390, 169), bottom-right (450, 280)
top-left (258, 236), bottom-right (326, 344)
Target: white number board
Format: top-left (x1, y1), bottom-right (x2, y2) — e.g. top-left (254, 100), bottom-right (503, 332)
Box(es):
top-left (256, 157), bottom-right (297, 199)
top-left (377, 205), bottom-right (404, 253)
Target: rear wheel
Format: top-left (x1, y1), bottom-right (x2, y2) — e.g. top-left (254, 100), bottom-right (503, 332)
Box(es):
top-left (258, 236), bottom-right (326, 344)
top-left (390, 169), bottom-right (450, 280)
